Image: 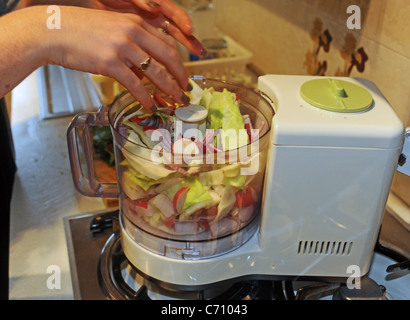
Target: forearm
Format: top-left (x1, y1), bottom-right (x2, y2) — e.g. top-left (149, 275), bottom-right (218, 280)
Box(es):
top-left (0, 6), bottom-right (53, 97)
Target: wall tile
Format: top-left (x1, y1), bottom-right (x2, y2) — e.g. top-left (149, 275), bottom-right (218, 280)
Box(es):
top-left (213, 0), bottom-right (410, 203)
top-left (214, 0), bottom-right (410, 126)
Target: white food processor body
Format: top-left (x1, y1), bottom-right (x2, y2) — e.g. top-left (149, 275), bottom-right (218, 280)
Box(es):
top-left (120, 75), bottom-right (406, 288)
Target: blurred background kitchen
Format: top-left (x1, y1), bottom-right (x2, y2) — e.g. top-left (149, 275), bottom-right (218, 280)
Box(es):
top-left (184, 0), bottom-right (410, 217)
top-left (8, 0), bottom-right (409, 299)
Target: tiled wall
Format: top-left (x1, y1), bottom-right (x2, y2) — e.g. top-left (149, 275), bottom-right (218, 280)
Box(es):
top-left (214, 0), bottom-right (410, 203)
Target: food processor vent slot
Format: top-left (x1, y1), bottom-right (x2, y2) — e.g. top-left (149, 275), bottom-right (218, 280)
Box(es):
top-left (297, 241), bottom-right (353, 256)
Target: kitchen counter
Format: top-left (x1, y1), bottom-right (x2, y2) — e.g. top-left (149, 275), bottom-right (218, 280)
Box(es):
top-left (9, 71), bottom-right (106, 299)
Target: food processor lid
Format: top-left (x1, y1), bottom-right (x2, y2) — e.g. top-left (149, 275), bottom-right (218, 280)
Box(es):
top-left (300, 78), bottom-right (373, 113)
top-left (258, 75), bottom-right (405, 149)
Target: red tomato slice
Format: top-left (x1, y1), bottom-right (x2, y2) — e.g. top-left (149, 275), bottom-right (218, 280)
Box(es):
top-left (234, 187), bottom-right (254, 208)
top-left (136, 201), bottom-right (149, 209)
top-left (163, 217), bottom-right (176, 228)
top-left (205, 207), bottom-right (218, 216)
top-left (130, 117), bottom-right (143, 124)
top-left (199, 220), bottom-right (210, 231)
top-left (143, 126), bottom-right (157, 131)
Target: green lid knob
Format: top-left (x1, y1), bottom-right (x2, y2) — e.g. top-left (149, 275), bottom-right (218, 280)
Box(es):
top-left (300, 78), bottom-right (373, 113)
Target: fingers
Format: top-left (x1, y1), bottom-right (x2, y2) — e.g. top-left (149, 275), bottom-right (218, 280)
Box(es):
top-left (154, 0), bottom-right (194, 36)
top-left (132, 0), bottom-right (205, 55)
top-left (51, 7), bottom-right (188, 112)
top-left (140, 17), bottom-right (177, 48)
top-left (137, 20), bottom-right (190, 89)
top-left (160, 19), bottom-right (206, 57)
top-left (130, 0), bottom-right (162, 14)
top-left (101, 0), bottom-right (194, 37)
top-left (113, 63), bottom-right (156, 112)
top-left (115, 22), bottom-right (189, 109)
top-left (144, 13), bottom-right (206, 57)
top-left (91, 13), bottom-right (189, 111)
top-left (101, 0), bottom-right (206, 57)
top-left (116, 50), bottom-right (188, 112)
top-left (93, 9), bottom-right (194, 111)
top-left (125, 43), bottom-right (189, 105)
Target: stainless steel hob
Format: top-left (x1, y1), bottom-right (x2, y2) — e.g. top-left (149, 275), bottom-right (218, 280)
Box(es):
top-left (64, 208), bottom-right (410, 300)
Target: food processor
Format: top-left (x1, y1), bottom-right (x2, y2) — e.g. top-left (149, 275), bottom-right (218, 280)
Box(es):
top-left (67, 75), bottom-right (409, 290)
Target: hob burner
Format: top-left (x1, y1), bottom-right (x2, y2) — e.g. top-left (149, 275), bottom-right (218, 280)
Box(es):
top-left (97, 233), bottom-right (393, 300)
top-left (64, 209), bottom-right (410, 300)
top-left (98, 233), bottom-right (289, 300)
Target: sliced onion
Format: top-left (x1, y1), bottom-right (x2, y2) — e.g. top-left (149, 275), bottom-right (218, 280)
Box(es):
top-left (203, 129), bottom-right (216, 145)
top-left (238, 205), bottom-right (255, 223)
top-left (174, 221), bottom-right (199, 234)
top-left (206, 143), bottom-right (223, 154)
top-left (118, 124), bottom-right (127, 137)
top-left (209, 218), bottom-right (238, 237)
top-left (160, 130), bottom-right (172, 152)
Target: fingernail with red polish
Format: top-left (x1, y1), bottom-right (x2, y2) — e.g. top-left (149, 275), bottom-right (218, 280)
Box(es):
top-left (199, 46), bottom-right (207, 57)
top-left (186, 24), bottom-right (194, 35)
top-left (186, 82), bottom-right (193, 92)
top-left (181, 93), bottom-right (190, 104)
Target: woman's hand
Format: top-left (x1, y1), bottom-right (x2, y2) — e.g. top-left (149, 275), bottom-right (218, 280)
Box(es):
top-left (10, 2), bottom-right (205, 110)
top-left (18, 0), bottom-right (205, 56)
top-left (91, 0), bottom-right (206, 57)
top-left (46, 5), bottom-right (195, 111)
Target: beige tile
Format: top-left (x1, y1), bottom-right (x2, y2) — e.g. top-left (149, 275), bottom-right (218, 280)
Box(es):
top-left (214, 0), bottom-right (313, 74)
top-left (354, 38), bottom-right (410, 124)
top-left (213, 0), bottom-right (410, 126)
top-left (361, 0), bottom-right (410, 59)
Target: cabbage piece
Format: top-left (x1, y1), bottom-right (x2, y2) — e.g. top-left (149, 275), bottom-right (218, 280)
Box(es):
top-left (121, 171), bottom-right (149, 199)
top-left (206, 89), bottom-right (247, 150)
top-left (123, 120), bottom-right (156, 149)
top-left (214, 185), bottom-right (237, 222)
top-left (165, 177), bottom-right (220, 221)
top-left (179, 191), bottom-right (220, 221)
top-left (162, 183), bottom-right (182, 200)
top-left (162, 176), bottom-right (214, 215)
top-left (129, 173), bottom-right (157, 191)
top-left (182, 177), bottom-right (213, 211)
top-left (224, 175), bottom-right (245, 187)
top-left (198, 169), bottom-right (224, 186)
top-left (187, 79), bottom-right (204, 105)
top-left (199, 87), bottom-right (214, 110)
top-left (122, 146), bottom-right (175, 180)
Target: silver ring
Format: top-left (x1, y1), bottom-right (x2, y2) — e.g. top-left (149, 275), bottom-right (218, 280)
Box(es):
top-left (163, 20), bottom-right (170, 34)
top-left (137, 56), bottom-right (151, 72)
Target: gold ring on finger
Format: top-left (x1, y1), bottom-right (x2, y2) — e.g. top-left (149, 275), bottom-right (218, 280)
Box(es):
top-left (137, 56), bottom-right (151, 72)
top-left (163, 20), bottom-right (170, 34)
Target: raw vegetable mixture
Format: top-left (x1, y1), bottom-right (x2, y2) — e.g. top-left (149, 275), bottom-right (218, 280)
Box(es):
top-left (118, 80), bottom-right (263, 238)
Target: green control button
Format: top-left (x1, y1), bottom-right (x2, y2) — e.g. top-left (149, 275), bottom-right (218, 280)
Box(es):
top-left (300, 78), bottom-right (373, 113)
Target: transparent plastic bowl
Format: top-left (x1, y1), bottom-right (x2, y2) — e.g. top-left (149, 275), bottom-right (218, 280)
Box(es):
top-left (67, 77), bottom-right (274, 259)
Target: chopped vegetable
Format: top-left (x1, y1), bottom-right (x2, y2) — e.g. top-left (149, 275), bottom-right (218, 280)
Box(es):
top-left (234, 186), bottom-right (255, 208)
top-left (215, 185), bottom-right (237, 222)
top-left (119, 82), bottom-right (260, 235)
top-left (90, 126), bottom-right (115, 167)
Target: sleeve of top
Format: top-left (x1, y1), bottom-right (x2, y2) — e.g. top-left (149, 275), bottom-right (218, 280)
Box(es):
top-left (0, 0), bottom-right (21, 16)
